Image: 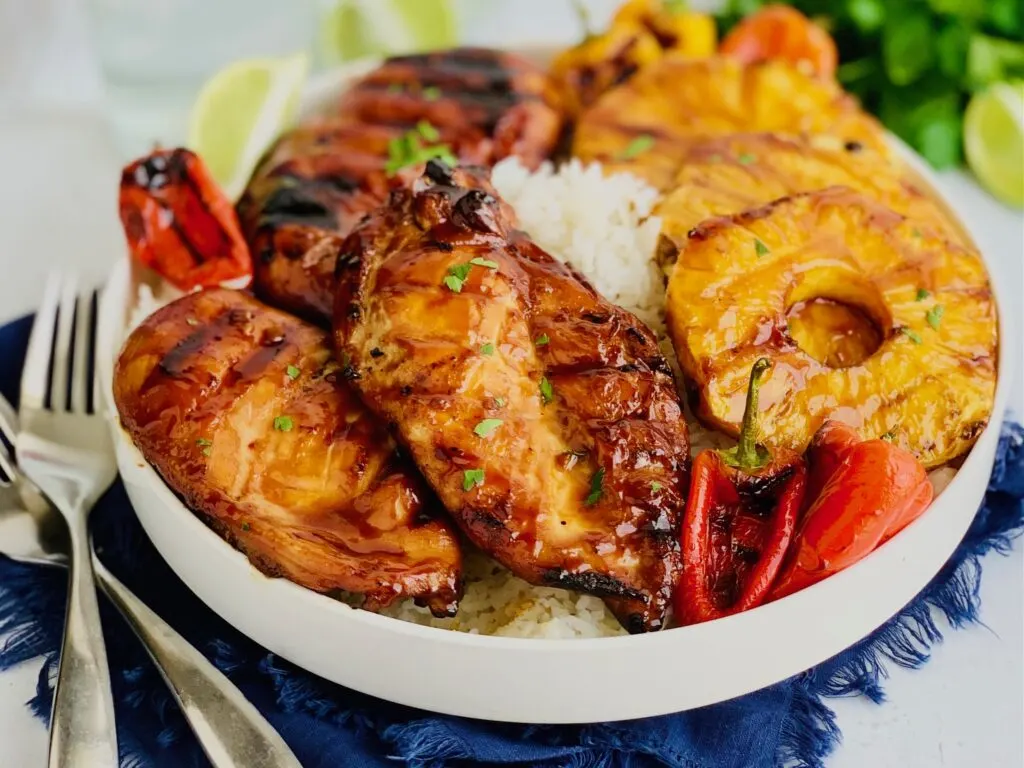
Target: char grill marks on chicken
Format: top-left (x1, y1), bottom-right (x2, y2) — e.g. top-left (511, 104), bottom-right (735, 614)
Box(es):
top-left (114, 288), bottom-right (462, 616)
top-left (240, 47), bottom-right (565, 325)
top-left (333, 162), bottom-right (689, 632)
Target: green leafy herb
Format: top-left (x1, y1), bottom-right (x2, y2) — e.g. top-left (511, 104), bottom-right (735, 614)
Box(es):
top-left (650, 481), bottom-right (663, 492)
top-left (737, 152), bottom-right (757, 165)
top-left (423, 85), bottom-right (441, 101)
top-left (540, 376), bottom-right (554, 404)
top-left (585, 467), bottom-right (605, 506)
top-left (241, 522), bottom-right (251, 531)
top-left (901, 327), bottom-right (923, 344)
top-left (273, 415), bottom-right (294, 432)
top-left (416, 120), bottom-right (440, 142)
top-left (754, 238), bottom-right (770, 257)
top-left (470, 257), bottom-right (499, 269)
top-left (916, 288), bottom-right (930, 301)
top-left (664, 0), bottom-right (688, 13)
top-left (926, 304), bottom-right (945, 329)
top-left (444, 263), bottom-right (473, 292)
top-left (616, 134), bottom-right (655, 160)
top-left (535, 333), bottom-right (550, 346)
top-left (463, 468), bottom-right (485, 491)
top-left (494, 397), bottom-right (506, 407)
top-left (480, 342), bottom-right (495, 356)
top-left (286, 365), bottom-right (300, 380)
top-left (196, 437), bottom-right (212, 457)
top-left (880, 429), bottom-right (898, 443)
top-left (473, 418), bottom-right (504, 438)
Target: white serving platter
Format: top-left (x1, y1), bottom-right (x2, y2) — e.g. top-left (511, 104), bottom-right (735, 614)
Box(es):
top-left (96, 50), bottom-right (1011, 724)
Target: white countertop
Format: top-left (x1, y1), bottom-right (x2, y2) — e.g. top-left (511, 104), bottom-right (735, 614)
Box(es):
top-left (1, 1), bottom-right (1022, 766)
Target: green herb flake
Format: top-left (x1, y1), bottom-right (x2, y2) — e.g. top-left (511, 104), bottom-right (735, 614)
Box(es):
top-left (616, 134), bottom-right (655, 160)
top-left (469, 257), bottom-right (499, 269)
top-left (273, 415), bottom-right (294, 432)
top-left (241, 522), bottom-right (251, 531)
top-left (540, 376), bottom-right (554, 404)
top-left (443, 275), bottom-right (464, 292)
top-left (901, 327), bottom-right (923, 344)
top-left (473, 418), bottom-right (504, 438)
top-left (196, 437), bottom-right (212, 457)
top-left (916, 288), bottom-right (930, 301)
top-left (463, 468), bottom-right (485, 491)
top-left (494, 397), bottom-right (506, 407)
top-left (880, 429), bottom-right (898, 443)
top-left (650, 481), bottom-right (663, 492)
top-left (754, 238), bottom-right (770, 257)
top-left (926, 304), bottom-right (945, 330)
top-left (737, 153), bottom-right (757, 165)
top-left (480, 342), bottom-right (495, 356)
top-left (535, 333), bottom-right (550, 346)
top-left (416, 120), bottom-right (440, 142)
top-left (664, 0), bottom-right (687, 14)
top-left (186, 317), bottom-right (199, 326)
top-left (444, 262), bottom-right (473, 292)
top-left (585, 467), bottom-right (605, 506)
top-left (423, 85), bottom-right (441, 101)
top-left (286, 365), bottom-right (300, 380)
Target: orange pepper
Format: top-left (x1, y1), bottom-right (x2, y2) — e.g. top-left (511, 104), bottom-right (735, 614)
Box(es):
top-left (720, 4), bottom-right (838, 78)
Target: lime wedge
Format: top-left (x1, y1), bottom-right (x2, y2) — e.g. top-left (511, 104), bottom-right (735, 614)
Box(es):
top-left (319, 0), bottom-right (457, 65)
top-left (187, 53), bottom-right (309, 200)
top-left (964, 81), bottom-right (1024, 208)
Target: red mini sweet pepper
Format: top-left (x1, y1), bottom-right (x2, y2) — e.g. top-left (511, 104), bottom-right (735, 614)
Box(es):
top-left (676, 358), bottom-right (807, 625)
top-left (769, 421), bottom-right (934, 601)
top-left (119, 147), bottom-right (252, 291)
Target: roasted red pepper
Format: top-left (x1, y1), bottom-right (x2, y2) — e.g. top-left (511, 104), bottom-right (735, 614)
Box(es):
top-left (119, 148), bottom-right (252, 291)
top-left (769, 421), bottom-right (934, 601)
top-left (677, 358), bottom-right (807, 625)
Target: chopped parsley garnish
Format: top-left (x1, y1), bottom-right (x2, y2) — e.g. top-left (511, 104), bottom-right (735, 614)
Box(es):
top-left (494, 397), bottom-right (506, 407)
top-left (443, 263), bottom-right (473, 292)
top-left (286, 365), bottom-right (300, 380)
top-left (273, 415), bottom-right (294, 432)
top-left (385, 128), bottom-right (457, 176)
top-left (241, 522), bottom-right (251, 531)
top-left (540, 376), bottom-right (554, 404)
top-left (585, 467), bottom-right (605, 506)
top-left (480, 342), bottom-right (495, 356)
top-left (926, 304), bottom-right (945, 330)
top-left (916, 288), bottom-right (930, 301)
top-left (535, 333), bottom-right (550, 346)
top-left (196, 437), bottom-right (212, 457)
top-left (473, 418), bottom-right (504, 438)
top-left (469, 257), bottom-right (499, 269)
top-left (423, 86), bottom-right (441, 101)
top-left (738, 153), bottom-right (757, 165)
top-left (186, 317), bottom-right (199, 327)
top-left (616, 134), bottom-right (654, 160)
top-left (901, 327), bottom-right (923, 344)
top-left (754, 238), bottom-right (770, 257)
top-left (880, 429), bottom-right (898, 443)
top-left (650, 481), bottom-right (663, 492)
top-left (416, 120), bottom-right (440, 142)
top-left (463, 468), bottom-right (485, 491)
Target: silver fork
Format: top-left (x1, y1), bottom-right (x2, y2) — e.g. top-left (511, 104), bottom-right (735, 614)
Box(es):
top-left (0, 393), bottom-right (303, 768)
top-left (17, 272), bottom-right (119, 768)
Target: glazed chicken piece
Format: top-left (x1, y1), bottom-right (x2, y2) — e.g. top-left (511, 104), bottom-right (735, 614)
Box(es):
top-left (333, 162), bottom-right (689, 632)
top-left (573, 56), bottom-right (890, 190)
top-left (240, 47), bottom-right (565, 325)
top-left (114, 288), bottom-right (462, 615)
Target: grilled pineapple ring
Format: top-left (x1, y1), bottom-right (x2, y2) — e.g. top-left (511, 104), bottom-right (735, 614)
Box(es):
top-left (654, 133), bottom-right (966, 273)
top-left (573, 56), bottom-right (889, 190)
top-left (666, 187), bottom-right (997, 468)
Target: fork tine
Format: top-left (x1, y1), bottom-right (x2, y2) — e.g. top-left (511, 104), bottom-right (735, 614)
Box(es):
top-left (20, 272), bottom-right (63, 411)
top-left (50, 274), bottom-right (78, 413)
top-left (90, 290), bottom-right (102, 416)
top-left (70, 289), bottom-right (92, 413)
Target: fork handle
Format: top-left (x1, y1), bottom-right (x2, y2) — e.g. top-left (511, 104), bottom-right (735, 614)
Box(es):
top-left (49, 513), bottom-right (119, 768)
top-left (91, 556), bottom-right (303, 768)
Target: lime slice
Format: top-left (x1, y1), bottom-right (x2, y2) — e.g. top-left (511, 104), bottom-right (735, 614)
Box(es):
top-left (964, 81), bottom-right (1024, 208)
top-left (319, 0), bottom-right (457, 65)
top-left (187, 53), bottom-right (309, 200)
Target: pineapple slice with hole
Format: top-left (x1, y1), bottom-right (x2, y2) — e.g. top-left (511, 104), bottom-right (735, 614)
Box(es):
top-left (573, 56), bottom-right (889, 190)
top-left (665, 186), bottom-right (997, 468)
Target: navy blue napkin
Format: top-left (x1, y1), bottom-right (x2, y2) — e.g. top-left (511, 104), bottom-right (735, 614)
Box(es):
top-left (1, 313), bottom-right (1021, 768)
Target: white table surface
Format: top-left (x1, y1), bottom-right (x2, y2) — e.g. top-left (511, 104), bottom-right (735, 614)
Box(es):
top-left (1, 1), bottom-right (1022, 766)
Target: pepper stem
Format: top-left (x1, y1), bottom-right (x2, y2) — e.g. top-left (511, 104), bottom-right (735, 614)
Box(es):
top-left (720, 358), bottom-right (772, 471)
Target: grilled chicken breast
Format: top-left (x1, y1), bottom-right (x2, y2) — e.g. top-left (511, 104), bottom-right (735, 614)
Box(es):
top-left (114, 288), bottom-right (462, 615)
top-left (240, 47), bottom-right (564, 325)
top-left (333, 162), bottom-right (689, 632)
top-left (573, 56), bottom-right (889, 190)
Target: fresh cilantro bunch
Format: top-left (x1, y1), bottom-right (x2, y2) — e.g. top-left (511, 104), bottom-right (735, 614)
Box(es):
top-left (721, 0), bottom-right (1024, 168)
